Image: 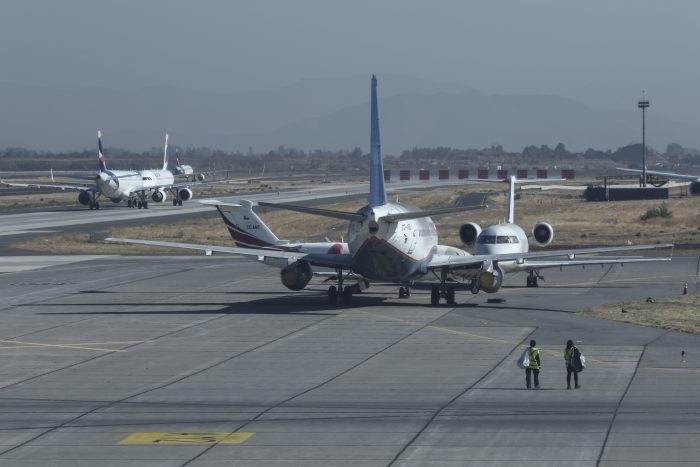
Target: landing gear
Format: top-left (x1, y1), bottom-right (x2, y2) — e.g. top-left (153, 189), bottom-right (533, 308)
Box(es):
top-left (172, 198), bottom-right (183, 206)
top-left (328, 268), bottom-right (353, 305)
top-left (88, 200), bottom-right (100, 210)
top-left (398, 285), bottom-right (411, 298)
top-left (429, 267), bottom-right (457, 306)
top-left (526, 270), bottom-right (541, 287)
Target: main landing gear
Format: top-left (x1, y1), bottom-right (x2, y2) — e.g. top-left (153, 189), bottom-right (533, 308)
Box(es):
top-left (172, 198), bottom-right (183, 206)
top-left (128, 195), bottom-right (149, 209)
top-left (328, 268), bottom-right (357, 305)
top-left (398, 285), bottom-right (411, 298)
top-left (526, 270), bottom-right (543, 287)
top-left (88, 200), bottom-right (100, 210)
top-left (430, 267), bottom-right (456, 306)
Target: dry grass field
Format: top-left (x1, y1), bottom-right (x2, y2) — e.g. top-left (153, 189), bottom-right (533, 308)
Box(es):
top-left (581, 293), bottom-right (700, 335)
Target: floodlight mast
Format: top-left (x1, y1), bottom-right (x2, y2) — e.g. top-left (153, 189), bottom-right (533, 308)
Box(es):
top-left (638, 95), bottom-right (650, 187)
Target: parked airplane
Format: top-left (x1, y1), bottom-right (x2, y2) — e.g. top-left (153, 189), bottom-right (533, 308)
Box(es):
top-left (107, 75), bottom-right (672, 305)
top-left (1, 132), bottom-right (242, 210)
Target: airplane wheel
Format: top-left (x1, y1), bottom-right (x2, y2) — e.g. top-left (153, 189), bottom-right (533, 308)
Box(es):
top-left (88, 204), bottom-right (94, 210)
top-left (446, 286), bottom-right (455, 305)
top-left (172, 199), bottom-right (177, 206)
top-left (178, 199), bottom-right (183, 206)
top-left (398, 286), bottom-right (406, 298)
top-left (328, 286), bottom-right (338, 305)
top-left (430, 285), bottom-right (440, 306)
top-left (144, 201), bottom-right (149, 209)
top-left (342, 286), bottom-right (353, 305)
top-left (95, 202), bottom-right (100, 210)
top-left (138, 202), bottom-right (143, 209)
top-left (532, 277), bottom-right (538, 287)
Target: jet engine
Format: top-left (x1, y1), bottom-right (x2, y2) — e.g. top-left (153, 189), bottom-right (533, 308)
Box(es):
top-left (151, 189), bottom-right (167, 203)
top-left (197, 173), bottom-right (206, 181)
top-left (280, 260), bottom-right (312, 291)
top-left (78, 190), bottom-right (91, 206)
top-left (178, 188), bottom-right (193, 201)
top-left (477, 264), bottom-right (504, 293)
top-left (532, 222), bottom-right (554, 247)
top-left (459, 222), bottom-right (482, 245)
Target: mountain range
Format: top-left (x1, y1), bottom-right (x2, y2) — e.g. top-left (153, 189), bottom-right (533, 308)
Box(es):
top-left (1, 75), bottom-right (697, 154)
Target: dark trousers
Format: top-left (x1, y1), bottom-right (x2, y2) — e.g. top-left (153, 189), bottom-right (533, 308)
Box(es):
top-left (525, 367), bottom-right (539, 388)
top-left (566, 365), bottom-right (579, 387)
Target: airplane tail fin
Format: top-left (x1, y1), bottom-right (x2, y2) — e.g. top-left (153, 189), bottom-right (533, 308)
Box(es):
top-left (97, 130), bottom-right (108, 173)
top-left (369, 75), bottom-right (387, 207)
top-left (162, 133), bottom-right (169, 170)
top-left (201, 199), bottom-right (288, 248)
top-left (506, 175), bottom-right (515, 224)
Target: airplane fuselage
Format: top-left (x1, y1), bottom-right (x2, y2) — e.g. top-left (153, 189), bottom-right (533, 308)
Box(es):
top-left (96, 169), bottom-right (175, 201)
top-left (348, 202), bottom-right (438, 281)
top-left (473, 223), bottom-right (529, 274)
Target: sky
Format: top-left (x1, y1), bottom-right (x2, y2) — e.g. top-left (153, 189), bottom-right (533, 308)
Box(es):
top-left (1, 0), bottom-right (699, 128)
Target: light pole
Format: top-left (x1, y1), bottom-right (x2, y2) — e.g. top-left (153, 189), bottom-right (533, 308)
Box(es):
top-left (638, 95), bottom-right (650, 187)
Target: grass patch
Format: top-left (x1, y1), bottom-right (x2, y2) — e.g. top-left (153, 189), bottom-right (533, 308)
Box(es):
top-left (580, 293), bottom-right (700, 334)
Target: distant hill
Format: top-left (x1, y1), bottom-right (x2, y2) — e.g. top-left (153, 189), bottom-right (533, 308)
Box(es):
top-left (0, 77), bottom-right (698, 153)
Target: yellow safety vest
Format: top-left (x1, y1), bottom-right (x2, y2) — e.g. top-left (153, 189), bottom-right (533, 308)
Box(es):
top-left (528, 347), bottom-right (540, 369)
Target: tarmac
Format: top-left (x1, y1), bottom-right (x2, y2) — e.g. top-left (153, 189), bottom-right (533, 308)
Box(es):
top-left (0, 253), bottom-right (698, 466)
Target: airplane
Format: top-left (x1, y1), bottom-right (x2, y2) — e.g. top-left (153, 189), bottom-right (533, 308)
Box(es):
top-left (455, 175), bottom-right (674, 291)
top-left (617, 167), bottom-right (700, 193)
top-left (1, 132), bottom-right (246, 210)
top-left (107, 75), bottom-right (673, 306)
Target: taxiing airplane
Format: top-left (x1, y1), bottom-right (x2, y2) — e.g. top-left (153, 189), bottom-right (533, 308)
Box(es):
top-left (107, 75), bottom-right (672, 306)
top-left (1, 132), bottom-right (243, 210)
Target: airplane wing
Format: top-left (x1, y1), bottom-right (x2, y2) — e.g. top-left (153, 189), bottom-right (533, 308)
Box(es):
top-left (513, 257), bottom-right (670, 270)
top-left (427, 243), bottom-right (673, 269)
top-left (0, 180), bottom-right (94, 191)
top-left (616, 168), bottom-right (700, 182)
top-left (104, 237), bottom-right (355, 270)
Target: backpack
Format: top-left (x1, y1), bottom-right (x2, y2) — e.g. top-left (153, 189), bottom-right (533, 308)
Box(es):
top-left (570, 347), bottom-right (585, 372)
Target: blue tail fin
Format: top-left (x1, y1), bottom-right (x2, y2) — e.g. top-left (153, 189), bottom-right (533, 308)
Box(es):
top-left (97, 130), bottom-right (108, 173)
top-left (368, 75), bottom-right (387, 207)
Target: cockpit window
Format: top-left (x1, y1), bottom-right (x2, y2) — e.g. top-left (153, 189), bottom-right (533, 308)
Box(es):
top-left (479, 235), bottom-right (519, 244)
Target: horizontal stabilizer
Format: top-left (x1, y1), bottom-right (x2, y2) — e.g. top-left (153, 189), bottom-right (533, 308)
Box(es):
top-left (382, 203), bottom-right (486, 222)
top-left (257, 201), bottom-right (366, 222)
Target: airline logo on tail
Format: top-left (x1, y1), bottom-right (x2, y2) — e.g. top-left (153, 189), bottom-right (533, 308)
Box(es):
top-left (98, 131), bottom-right (108, 173)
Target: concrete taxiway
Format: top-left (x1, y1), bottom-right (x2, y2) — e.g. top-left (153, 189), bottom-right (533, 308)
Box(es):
top-left (0, 253), bottom-right (698, 466)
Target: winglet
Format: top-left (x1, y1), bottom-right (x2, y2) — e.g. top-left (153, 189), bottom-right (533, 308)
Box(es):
top-left (98, 130), bottom-right (107, 173)
top-left (369, 75), bottom-right (387, 207)
top-left (162, 133), bottom-right (169, 170)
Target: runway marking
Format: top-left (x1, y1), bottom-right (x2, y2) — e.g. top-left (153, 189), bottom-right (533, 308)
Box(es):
top-left (0, 339), bottom-right (143, 353)
top-left (119, 431), bottom-right (254, 445)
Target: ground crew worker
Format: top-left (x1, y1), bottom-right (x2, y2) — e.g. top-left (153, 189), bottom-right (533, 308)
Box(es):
top-left (564, 339), bottom-right (581, 389)
top-left (526, 339), bottom-right (541, 389)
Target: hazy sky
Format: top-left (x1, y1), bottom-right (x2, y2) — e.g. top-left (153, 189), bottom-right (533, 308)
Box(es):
top-left (2, 0), bottom-right (699, 123)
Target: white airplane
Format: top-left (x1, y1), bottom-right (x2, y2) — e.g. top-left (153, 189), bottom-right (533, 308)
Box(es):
top-left (107, 75), bottom-right (672, 306)
top-left (1, 132), bottom-right (242, 210)
top-left (455, 175), bottom-right (674, 292)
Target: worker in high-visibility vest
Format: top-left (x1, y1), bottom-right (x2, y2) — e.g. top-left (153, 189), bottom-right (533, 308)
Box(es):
top-left (526, 339), bottom-right (541, 389)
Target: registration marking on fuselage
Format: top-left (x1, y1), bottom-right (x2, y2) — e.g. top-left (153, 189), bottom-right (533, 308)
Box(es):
top-left (119, 432), bottom-right (254, 445)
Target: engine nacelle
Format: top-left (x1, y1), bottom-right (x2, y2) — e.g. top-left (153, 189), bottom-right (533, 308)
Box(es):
top-left (459, 222), bottom-right (482, 245)
top-left (78, 190), bottom-right (91, 206)
top-left (280, 260), bottom-right (312, 291)
top-left (151, 189), bottom-right (167, 203)
top-left (178, 188), bottom-right (193, 201)
top-left (478, 264), bottom-right (504, 293)
top-left (197, 173), bottom-right (206, 181)
top-left (532, 222), bottom-right (554, 247)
